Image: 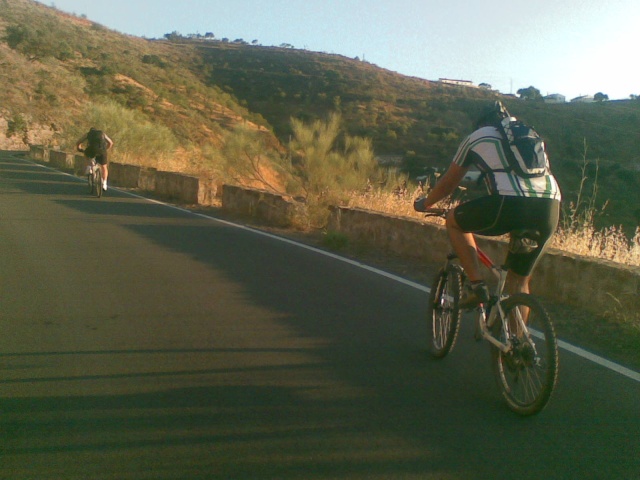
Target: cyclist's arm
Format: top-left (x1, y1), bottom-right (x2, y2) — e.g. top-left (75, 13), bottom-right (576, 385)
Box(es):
top-left (76, 133), bottom-right (88, 150)
top-left (104, 134), bottom-right (114, 150)
top-left (421, 162), bottom-right (468, 209)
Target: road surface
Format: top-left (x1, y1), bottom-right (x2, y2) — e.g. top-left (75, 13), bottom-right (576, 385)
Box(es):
top-left (1, 152), bottom-right (638, 479)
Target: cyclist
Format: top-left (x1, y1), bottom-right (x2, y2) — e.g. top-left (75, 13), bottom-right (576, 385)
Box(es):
top-left (414, 101), bottom-right (561, 307)
top-left (76, 127), bottom-right (114, 191)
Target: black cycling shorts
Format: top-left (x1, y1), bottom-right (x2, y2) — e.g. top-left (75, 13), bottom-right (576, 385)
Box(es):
top-left (84, 148), bottom-right (108, 165)
top-left (453, 195), bottom-right (560, 276)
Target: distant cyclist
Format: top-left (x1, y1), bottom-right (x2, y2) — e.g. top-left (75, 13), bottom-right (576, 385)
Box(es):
top-left (76, 127), bottom-right (114, 191)
top-left (414, 101), bottom-right (561, 307)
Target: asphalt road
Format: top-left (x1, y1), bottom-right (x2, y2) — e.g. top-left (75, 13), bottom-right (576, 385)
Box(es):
top-left (1, 152), bottom-right (639, 480)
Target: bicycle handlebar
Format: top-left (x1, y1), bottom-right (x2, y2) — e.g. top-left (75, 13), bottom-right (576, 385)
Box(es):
top-left (423, 207), bottom-right (447, 217)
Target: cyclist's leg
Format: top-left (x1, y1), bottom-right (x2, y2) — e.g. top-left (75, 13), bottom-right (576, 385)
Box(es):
top-left (506, 271), bottom-right (531, 295)
top-left (504, 198), bottom-right (560, 295)
top-left (448, 196), bottom-right (507, 282)
top-left (95, 154), bottom-right (108, 189)
top-left (446, 212), bottom-right (483, 282)
top-left (84, 152), bottom-right (95, 176)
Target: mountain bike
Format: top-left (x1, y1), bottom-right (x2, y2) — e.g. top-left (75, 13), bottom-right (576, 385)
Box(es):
top-left (424, 208), bottom-right (558, 415)
top-left (87, 159), bottom-right (103, 198)
top-left (78, 149), bottom-right (103, 198)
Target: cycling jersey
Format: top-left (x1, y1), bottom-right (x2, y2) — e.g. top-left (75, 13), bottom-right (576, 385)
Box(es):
top-left (452, 124), bottom-right (562, 201)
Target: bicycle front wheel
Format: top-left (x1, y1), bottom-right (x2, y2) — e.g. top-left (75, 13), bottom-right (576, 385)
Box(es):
top-left (427, 265), bottom-right (462, 358)
top-left (491, 293), bottom-right (558, 416)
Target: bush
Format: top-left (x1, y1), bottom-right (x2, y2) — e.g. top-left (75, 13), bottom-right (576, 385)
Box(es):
top-left (220, 125), bottom-right (287, 192)
top-left (6, 113), bottom-right (29, 142)
top-left (289, 113), bottom-right (380, 200)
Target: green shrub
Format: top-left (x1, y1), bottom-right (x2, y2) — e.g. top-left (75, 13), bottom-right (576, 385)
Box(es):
top-left (322, 231), bottom-right (349, 251)
top-left (6, 113), bottom-right (28, 142)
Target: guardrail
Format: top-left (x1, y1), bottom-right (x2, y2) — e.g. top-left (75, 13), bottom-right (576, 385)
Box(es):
top-left (30, 145), bottom-right (640, 317)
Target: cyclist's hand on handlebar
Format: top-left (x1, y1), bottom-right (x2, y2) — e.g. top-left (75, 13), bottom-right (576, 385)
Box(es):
top-left (414, 197), bottom-right (448, 217)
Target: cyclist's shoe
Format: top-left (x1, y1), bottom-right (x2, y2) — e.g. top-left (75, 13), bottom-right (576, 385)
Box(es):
top-left (459, 281), bottom-right (490, 309)
top-left (102, 181), bottom-right (108, 191)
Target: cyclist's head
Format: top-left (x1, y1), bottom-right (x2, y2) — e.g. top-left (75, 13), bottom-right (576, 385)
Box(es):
top-left (475, 100), bottom-right (510, 129)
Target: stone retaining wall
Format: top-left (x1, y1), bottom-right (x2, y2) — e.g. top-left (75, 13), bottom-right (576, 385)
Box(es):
top-left (221, 185), bottom-right (304, 228)
top-left (328, 206), bottom-right (640, 316)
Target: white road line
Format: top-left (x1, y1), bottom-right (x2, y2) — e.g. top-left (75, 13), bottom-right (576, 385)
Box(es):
top-left (20, 156), bottom-right (640, 383)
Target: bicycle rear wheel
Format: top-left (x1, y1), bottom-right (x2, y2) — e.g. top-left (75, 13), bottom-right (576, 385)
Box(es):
top-left (491, 293), bottom-right (558, 415)
top-left (427, 265), bottom-right (462, 358)
top-left (87, 172), bottom-right (94, 194)
top-left (95, 168), bottom-right (103, 198)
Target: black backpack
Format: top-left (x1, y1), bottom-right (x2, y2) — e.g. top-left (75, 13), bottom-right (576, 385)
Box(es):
top-left (497, 117), bottom-right (547, 178)
top-left (87, 129), bottom-right (108, 154)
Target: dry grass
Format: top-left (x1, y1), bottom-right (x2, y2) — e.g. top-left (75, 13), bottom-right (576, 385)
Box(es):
top-left (554, 224), bottom-right (640, 266)
top-left (347, 187), bottom-right (640, 267)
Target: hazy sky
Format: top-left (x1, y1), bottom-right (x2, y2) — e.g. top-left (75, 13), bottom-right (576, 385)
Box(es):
top-left (40, 0), bottom-right (639, 100)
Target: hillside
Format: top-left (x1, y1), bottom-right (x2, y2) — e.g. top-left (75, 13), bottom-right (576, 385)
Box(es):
top-left (187, 40), bottom-right (640, 232)
top-left (0, 0), bottom-right (275, 172)
top-left (1, 0), bottom-right (640, 232)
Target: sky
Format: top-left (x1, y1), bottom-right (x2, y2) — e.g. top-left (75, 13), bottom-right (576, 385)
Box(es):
top-left (39, 0), bottom-right (640, 100)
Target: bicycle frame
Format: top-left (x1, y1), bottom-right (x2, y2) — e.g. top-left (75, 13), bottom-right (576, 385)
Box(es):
top-left (432, 227), bottom-right (530, 355)
top-left (442, 248), bottom-right (509, 353)
top-left (475, 247), bottom-right (538, 355)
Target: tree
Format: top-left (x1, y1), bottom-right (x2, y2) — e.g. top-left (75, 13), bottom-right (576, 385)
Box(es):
top-left (220, 125), bottom-right (284, 193)
top-left (288, 113), bottom-right (379, 206)
top-left (164, 31), bottom-right (183, 41)
top-left (517, 86), bottom-right (543, 101)
top-left (594, 92), bottom-right (609, 102)
top-left (7, 113), bottom-right (29, 143)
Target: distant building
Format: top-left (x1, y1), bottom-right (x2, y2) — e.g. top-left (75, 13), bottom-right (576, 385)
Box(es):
top-left (439, 78), bottom-right (476, 88)
top-left (544, 94), bottom-right (566, 104)
top-left (571, 95), bottom-right (595, 103)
